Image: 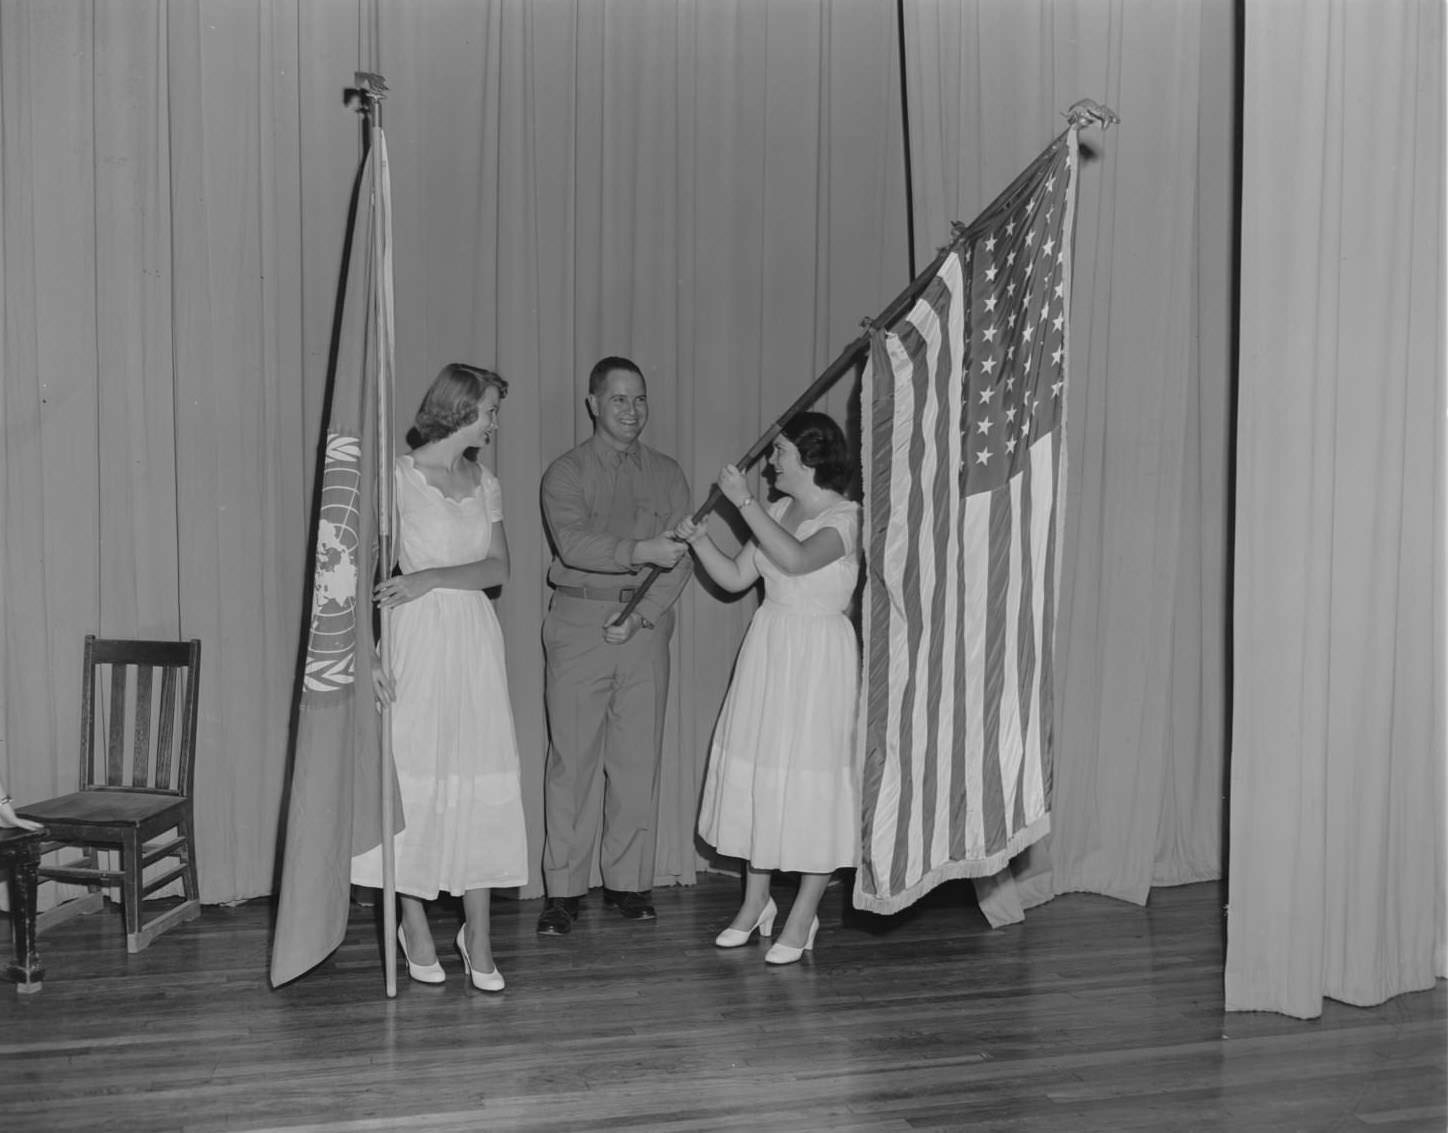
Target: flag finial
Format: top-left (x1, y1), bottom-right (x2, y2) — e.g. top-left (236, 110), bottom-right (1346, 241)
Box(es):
top-left (345, 72), bottom-right (389, 116)
top-left (1063, 99), bottom-right (1119, 131)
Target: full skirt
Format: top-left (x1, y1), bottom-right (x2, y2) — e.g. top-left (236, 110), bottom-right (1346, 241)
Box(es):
top-left (697, 601), bottom-right (859, 874)
top-left (351, 587), bottom-right (529, 898)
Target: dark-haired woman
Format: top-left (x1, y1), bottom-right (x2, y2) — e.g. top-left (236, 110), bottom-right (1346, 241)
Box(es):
top-left (351, 363), bottom-right (528, 992)
top-left (673, 411), bottom-right (860, 965)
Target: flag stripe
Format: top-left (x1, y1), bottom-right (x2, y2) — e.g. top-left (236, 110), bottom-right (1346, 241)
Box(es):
top-left (859, 333), bottom-right (903, 892)
top-left (897, 322), bottom-right (932, 892)
top-left (937, 261), bottom-right (970, 871)
top-left (1012, 446), bottom-right (1037, 835)
top-left (884, 327), bottom-right (923, 895)
top-left (901, 274), bottom-right (961, 884)
top-left (957, 492), bottom-right (989, 860)
top-left (981, 487), bottom-right (1011, 854)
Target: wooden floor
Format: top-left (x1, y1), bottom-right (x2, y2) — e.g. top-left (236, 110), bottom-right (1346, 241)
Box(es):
top-left (3, 876), bottom-right (1443, 1132)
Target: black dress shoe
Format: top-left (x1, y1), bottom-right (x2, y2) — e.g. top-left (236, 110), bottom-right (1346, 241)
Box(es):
top-left (536, 896), bottom-right (580, 936)
top-left (602, 888), bottom-right (656, 921)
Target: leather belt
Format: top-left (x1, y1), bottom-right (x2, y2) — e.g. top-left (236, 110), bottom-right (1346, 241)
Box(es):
top-left (553, 584), bottom-right (636, 603)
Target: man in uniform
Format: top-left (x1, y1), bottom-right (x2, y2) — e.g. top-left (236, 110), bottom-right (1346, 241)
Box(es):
top-left (537, 356), bottom-right (692, 934)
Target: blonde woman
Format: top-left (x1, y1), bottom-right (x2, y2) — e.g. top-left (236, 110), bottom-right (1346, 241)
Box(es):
top-left (351, 363), bottom-right (528, 992)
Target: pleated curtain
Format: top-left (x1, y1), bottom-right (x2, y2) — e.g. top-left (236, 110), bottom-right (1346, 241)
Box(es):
top-left (1226, 0), bottom-right (1445, 1018)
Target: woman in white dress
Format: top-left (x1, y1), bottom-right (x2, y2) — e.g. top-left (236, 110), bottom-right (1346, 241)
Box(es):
top-left (673, 411), bottom-right (860, 965)
top-left (353, 363), bottom-right (529, 991)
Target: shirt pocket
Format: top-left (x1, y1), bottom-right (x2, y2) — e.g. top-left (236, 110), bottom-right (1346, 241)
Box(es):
top-left (633, 499), bottom-right (669, 540)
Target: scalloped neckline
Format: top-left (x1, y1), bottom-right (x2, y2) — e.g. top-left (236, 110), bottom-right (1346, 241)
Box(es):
top-left (401, 453), bottom-right (483, 505)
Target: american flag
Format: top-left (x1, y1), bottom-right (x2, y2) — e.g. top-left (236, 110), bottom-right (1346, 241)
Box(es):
top-left (853, 130), bottom-right (1078, 914)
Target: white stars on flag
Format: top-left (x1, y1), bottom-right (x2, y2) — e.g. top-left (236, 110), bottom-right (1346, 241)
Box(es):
top-left (961, 139), bottom-right (1073, 492)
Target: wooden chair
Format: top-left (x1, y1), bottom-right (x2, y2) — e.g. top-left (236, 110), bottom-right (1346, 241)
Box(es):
top-left (18, 636), bottom-right (202, 953)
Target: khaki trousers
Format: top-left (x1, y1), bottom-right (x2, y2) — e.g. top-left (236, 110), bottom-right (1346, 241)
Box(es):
top-left (541, 593), bottom-right (673, 897)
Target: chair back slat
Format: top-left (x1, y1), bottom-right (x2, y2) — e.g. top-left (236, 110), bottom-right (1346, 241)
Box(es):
top-left (79, 636), bottom-right (98, 786)
top-left (131, 665), bottom-right (154, 787)
top-left (155, 665), bottom-right (179, 790)
top-left (90, 638), bottom-right (195, 667)
top-left (106, 663), bottom-right (128, 787)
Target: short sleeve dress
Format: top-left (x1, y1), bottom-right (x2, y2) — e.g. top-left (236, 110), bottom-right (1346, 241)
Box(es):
top-left (696, 497), bottom-right (861, 874)
top-left (351, 454), bottom-right (529, 898)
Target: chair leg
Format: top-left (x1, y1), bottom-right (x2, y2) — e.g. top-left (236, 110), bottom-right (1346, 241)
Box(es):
top-left (123, 831), bottom-right (144, 953)
top-left (5, 839), bottom-right (45, 994)
top-left (179, 813), bottom-right (200, 904)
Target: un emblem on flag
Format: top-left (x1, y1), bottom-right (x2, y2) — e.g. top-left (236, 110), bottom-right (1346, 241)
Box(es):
top-left (303, 431), bottom-right (363, 699)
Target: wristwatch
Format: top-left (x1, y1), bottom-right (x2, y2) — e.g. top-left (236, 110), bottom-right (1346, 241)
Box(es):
top-left (637, 614), bottom-right (655, 631)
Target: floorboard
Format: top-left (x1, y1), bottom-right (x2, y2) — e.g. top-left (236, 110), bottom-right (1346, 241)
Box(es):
top-left (2, 876), bottom-right (1443, 1132)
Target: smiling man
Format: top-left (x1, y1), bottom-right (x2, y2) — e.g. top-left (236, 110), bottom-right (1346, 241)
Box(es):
top-left (536, 356), bottom-right (693, 935)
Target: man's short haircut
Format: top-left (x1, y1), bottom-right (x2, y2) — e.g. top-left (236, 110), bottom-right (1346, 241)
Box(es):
top-left (588, 355), bottom-right (644, 397)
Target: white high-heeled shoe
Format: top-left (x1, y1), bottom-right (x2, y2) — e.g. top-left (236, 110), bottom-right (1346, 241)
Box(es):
top-left (456, 926), bottom-right (505, 992)
top-left (398, 925), bottom-right (445, 984)
top-left (714, 897), bottom-right (778, 948)
top-left (764, 915), bottom-right (819, 965)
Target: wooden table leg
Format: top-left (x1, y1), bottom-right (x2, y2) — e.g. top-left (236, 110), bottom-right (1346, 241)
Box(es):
top-left (5, 834), bottom-right (44, 994)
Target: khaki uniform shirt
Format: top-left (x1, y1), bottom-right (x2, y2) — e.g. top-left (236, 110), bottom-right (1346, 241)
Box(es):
top-left (540, 434), bottom-right (693, 625)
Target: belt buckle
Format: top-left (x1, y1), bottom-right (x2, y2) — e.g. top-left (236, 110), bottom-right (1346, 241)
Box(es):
top-left (618, 587), bottom-right (635, 603)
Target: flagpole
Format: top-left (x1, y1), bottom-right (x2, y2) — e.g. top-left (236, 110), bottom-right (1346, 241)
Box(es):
top-left (346, 70), bottom-right (399, 1000)
top-left (611, 102), bottom-right (1116, 627)
top-left (609, 231), bottom-right (958, 627)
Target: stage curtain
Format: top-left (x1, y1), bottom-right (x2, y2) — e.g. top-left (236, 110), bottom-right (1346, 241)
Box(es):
top-left (1225, 0), bottom-right (1446, 1018)
top-left (900, 0), bottom-right (1237, 922)
top-left (0, 0), bottom-right (906, 904)
top-left (0, 0), bottom-right (315, 904)
top-left (371, 0), bottom-right (908, 894)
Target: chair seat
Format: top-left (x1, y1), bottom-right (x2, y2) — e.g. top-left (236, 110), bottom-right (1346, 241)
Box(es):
top-left (20, 790), bottom-right (186, 830)
top-left (0, 827), bottom-right (47, 853)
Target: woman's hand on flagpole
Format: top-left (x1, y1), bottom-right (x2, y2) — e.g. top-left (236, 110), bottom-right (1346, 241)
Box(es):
top-left (718, 464), bottom-right (752, 510)
top-left (671, 516), bottom-right (709, 547)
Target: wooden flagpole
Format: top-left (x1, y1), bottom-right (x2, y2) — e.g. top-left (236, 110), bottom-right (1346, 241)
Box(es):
top-left (612, 100), bottom-right (1117, 627)
top-left (610, 230), bottom-right (958, 627)
top-left (345, 71), bottom-right (399, 999)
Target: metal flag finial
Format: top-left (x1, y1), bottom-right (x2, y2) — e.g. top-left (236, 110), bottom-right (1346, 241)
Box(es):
top-left (1063, 99), bottom-right (1119, 131)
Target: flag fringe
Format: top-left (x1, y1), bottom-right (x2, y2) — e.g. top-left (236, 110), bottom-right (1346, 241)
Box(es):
top-left (853, 813), bottom-right (1052, 916)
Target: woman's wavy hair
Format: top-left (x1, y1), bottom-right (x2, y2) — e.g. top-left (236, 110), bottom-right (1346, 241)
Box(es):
top-left (406, 363), bottom-right (509, 449)
top-left (781, 410), bottom-right (852, 495)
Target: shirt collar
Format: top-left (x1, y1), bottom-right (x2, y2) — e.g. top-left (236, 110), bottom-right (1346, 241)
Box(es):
top-left (591, 434), bottom-right (643, 469)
